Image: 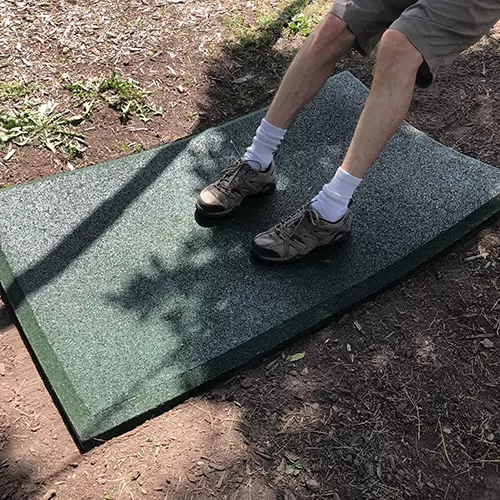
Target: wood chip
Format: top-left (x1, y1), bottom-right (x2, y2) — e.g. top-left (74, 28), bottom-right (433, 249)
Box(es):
top-left (464, 252), bottom-right (489, 262)
top-left (284, 451), bottom-right (300, 462)
top-left (41, 490), bottom-right (56, 500)
top-left (481, 338), bottom-right (494, 349)
top-left (233, 74), bottom-right (254, 84)
top-left (209, 463), bottom-right (226, 471)
top-left (4, 149), bottom-right (15, 161)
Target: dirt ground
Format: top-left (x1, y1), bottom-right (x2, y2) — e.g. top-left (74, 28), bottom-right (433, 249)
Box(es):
top-left (0, 0), bottom-right (500, 499)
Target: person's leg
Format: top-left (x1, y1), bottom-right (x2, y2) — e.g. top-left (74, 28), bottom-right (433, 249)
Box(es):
top-left (243, 13), bottom-right (355, 170)
top-left (311, 29), bottom-right (422, 222)
top-left (266, 13), bottom-right (355, 130)
top-left (252, 29), bottom-right (423, 261)
top-left (197, 13), bottom-right (355, 217)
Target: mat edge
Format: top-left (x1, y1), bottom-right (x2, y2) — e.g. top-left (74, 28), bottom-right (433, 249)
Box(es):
top-left (0, 249), bottom-right (92, 438)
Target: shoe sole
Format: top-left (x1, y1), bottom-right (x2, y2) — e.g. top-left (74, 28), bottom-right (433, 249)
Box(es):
top-left (251, 231), bottom-right (351, 264)
top-left (195, 183), bottom-right (276, 218)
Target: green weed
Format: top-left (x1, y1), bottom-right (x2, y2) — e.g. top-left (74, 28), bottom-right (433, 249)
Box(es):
top-left (120, 142), bottom-right (144, 153)
top-left (0, 80), bottom-right (36, 101)
top-left (0, 101), bottom-right (86, 157)
top-left (286, 12), bottom-right (318, 36)
top-left (65, 72), bottom-right (163, 122)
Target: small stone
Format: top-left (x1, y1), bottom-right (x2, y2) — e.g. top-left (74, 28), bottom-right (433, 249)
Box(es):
top-left (140, 487), bottom-right (148, 495)
top-left (41, 490), bottom-right (56, 500)
top-left (131, 470), bottom-right (141, 481)
top-left (0, 363), bottom-right (5, 376)
top-left (481, 338), bottom-right (494, 349)
top-left (305, 479), bottom-right (321, 492)
top-left (284, 451), bottom-right (300, 462)
top-left (96, 477), bottom-right (106, 485)
top-left (240, 377), bottom-right (252, 389)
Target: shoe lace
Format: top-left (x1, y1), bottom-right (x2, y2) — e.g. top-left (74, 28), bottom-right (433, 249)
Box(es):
top-left (275, 205), bottom-right (320, 241)
top-left (214, 161), bottom-right (250, 195)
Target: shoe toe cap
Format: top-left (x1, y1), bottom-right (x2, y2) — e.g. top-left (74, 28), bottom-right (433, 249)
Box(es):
top-left (197, 187), bottom-right (226, 214)
top-left (252, 234), bottom-right (282, 260)
top-left (198, 186), bottom-right (221, 206)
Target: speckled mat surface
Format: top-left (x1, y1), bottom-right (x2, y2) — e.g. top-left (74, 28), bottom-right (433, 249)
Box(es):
top-left (1, 72), bottom-right (499, 448)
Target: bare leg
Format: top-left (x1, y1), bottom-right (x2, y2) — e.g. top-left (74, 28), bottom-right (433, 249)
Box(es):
top-left (341, 29), bottom-right (423, 178)
top-left (265, 13), bottom-right (355, 129)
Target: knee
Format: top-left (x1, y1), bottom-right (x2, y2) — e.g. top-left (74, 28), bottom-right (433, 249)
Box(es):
top-left (376, 29), bottom-right (423, 75)
top-left (309, 13), bottom-right (355, 57)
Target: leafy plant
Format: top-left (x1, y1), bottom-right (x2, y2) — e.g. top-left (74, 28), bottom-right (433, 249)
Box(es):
top-left (0, 101), bottom-right (86, 157)
top-left (65, 72), bottom-right (163, 122)
top-left (284, 452), bottom-right (304, 476)
top-left (286, 13), bottom-right (318, 36)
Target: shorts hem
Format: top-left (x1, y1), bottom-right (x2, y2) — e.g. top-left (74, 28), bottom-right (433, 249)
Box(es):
top-left (329, 4), bottom-right (376, 55)
top-left (389, 17), bottom-right (437, 87)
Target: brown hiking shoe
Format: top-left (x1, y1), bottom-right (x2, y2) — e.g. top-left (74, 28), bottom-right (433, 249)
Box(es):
top-left (196, 160), bottom-right (276, 217)
top-left (252, 203), bottom-right (352, 262)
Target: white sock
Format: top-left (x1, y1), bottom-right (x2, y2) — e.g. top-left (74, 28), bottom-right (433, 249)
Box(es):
top-left (243, 118), bottom-right (287, 171)
top-left (312, 168), bottom-right (362, 222)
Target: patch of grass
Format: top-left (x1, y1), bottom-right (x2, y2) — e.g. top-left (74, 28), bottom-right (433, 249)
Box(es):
top-left (226, 15), bottom-right (252, 39)
top-left (0, 101), bottom-right (87, 157)
top-left (225, 0), bottom-right (328, 52)
top-left (65, 72), bottom-right (163, 123)
top-left (0, 80), bottom-right (36, 101)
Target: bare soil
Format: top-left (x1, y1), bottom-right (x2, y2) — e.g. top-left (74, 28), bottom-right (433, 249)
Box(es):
top-left (0, 1), bottom-right (499, 499)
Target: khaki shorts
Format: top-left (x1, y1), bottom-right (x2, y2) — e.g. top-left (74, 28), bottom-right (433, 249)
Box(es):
top-left (331, 0), bottom-right (500, 86)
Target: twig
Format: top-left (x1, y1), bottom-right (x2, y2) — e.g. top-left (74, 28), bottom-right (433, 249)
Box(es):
top-left (439, 421), bottom-right (454, 468)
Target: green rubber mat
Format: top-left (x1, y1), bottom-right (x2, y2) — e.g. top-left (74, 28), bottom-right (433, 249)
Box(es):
top-left (1, 72), bottom-right (499, 448)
